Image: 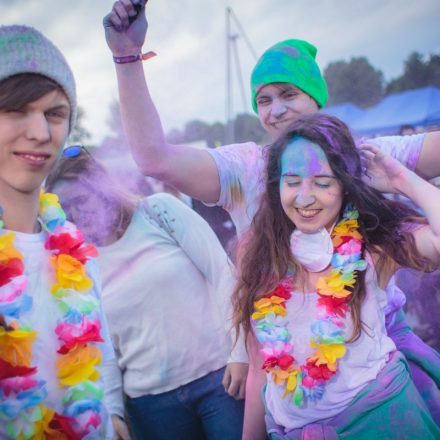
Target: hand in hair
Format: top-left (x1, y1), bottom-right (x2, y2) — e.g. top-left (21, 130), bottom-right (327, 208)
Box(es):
top-left (103, 0), bottom-right (147, 56)
top-left (359, 143), bottom-right (409, 194)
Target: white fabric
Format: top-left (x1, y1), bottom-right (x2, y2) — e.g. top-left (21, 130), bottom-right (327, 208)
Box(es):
top-left (290, 228), bottom-right (334, 272)
top-left (264, 254), bottom-right (396, 430)
top-left (99, 193), bottom-right (247, 417)
top-left (0, 225), bottom-right (115, 439)
top-left (206, 133), bottom-right (425, 237)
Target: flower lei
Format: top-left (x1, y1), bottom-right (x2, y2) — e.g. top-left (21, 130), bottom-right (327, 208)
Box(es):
top-left (0, 193), bottom-right (107, 439)
top-left (252, 205), bottom-right (367, 406)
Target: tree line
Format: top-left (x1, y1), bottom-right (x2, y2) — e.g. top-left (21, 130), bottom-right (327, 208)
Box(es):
top-left (70, 50), bottom-right (440, 148)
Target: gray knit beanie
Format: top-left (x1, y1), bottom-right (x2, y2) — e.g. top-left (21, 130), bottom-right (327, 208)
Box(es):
top-left (0, 25), bottom-right (77, 131)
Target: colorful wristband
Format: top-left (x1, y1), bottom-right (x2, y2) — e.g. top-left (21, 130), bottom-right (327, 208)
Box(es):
top-left (113, 51), bottom-right (157, 64)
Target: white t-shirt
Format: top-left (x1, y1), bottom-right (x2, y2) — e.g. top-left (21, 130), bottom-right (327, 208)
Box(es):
top-left (207, 134), bottom-right (425, 236)
top-left (0, 226), bottom-right (114, 439)
top-left (99, 193), bottom-right (247, 416)
top-left (263, 255), bottom-right (395, 430)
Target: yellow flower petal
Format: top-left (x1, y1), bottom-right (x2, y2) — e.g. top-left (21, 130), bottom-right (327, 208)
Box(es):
top-left (316, 271), bottom-right (354, 298)
top-left (51, 254), bottom-right (93, 292)
top-left (254, 298), bottom-right (272, 309)
top-left (285, 370), bottom-right (298, 393)
top-left (40, 192), bottom-right (61, 208)
top-left (0, 328), bottom-right (37, 366)
top-left (0, 232), bottom-right (24, 262)
top-left (57, 345), bottom-right (102, 386)
top-left (309, 341), bottom-right (346, 365)
top-left (33, 405), bottom-right (55, 438)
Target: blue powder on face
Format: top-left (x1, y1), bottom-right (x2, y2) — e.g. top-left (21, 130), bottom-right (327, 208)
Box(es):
top-left (280, 137), bottom-right (329, 178)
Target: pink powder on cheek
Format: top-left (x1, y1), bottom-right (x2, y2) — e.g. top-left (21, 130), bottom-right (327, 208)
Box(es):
top-left (325, 189), bottom-right (342, 197)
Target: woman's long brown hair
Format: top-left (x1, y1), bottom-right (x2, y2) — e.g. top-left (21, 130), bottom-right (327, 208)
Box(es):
top-left (233, 113), bottom-right (432, 344)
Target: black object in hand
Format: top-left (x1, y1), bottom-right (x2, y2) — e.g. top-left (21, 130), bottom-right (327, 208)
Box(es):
top-left (128, 2), bottom-right (143, 24)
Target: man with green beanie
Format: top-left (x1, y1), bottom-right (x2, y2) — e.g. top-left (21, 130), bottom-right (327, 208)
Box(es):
top-left (250, 38), bottom-right (328, 112)
top-left (103, 2), bottom-right (440, 235)
top-left (104, 2), bottom-right (440, 435)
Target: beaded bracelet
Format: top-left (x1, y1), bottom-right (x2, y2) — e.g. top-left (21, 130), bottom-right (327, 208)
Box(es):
top-left (113, 51), bottom-right (157, 64)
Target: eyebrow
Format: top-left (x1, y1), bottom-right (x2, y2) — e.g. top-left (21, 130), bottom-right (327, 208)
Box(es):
top-left (47, 104), bottom-right (70, 112)
top-left (281, 173), bottom-right (336, 178)
top-left (257, 84), bottom-right (299, 98)
top-left (277, 84), bottom-right (299, 92)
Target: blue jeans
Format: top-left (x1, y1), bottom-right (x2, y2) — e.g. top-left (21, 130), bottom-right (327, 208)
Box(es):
top-left (126, 367), bottom-right (244, 439)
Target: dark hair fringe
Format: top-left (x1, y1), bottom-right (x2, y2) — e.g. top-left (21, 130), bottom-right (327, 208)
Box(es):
top-left (0, 73), bottom-right (62, 111)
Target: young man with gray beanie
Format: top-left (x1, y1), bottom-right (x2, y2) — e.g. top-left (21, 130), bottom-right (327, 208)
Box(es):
top-left (103, 0), bottom-right (440, 435)
top-left (0, 25), bottom-right (119, 439)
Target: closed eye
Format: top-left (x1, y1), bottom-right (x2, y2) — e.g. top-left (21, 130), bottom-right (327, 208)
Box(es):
top-left (46, 109), bottom-right (69, 120)
top-left (282, 90), bottom-right (298, 99)
top-left (283, 177), bottom-right (301, 187)
top-left (315, 177), bottom-right (335, 188)
top-left (256, 97), bottom-right (271, 106)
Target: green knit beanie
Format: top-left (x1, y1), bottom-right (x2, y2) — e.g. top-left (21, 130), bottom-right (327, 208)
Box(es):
top-left (250, 39), bottom-right (328, 113)
top-left (0, 25), bottom-right (77, 131)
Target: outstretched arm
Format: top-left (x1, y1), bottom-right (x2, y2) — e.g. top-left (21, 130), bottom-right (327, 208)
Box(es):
top-left (362, 131), bottom-right (440, 180)
top-left (103, 0), bottom-right (220, 203)
top-left (361, 144), bottom-right (440, 266)
top-left (414, 131), bottom-right (440, 179)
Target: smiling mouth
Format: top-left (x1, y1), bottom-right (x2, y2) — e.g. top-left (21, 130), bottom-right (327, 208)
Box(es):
top-left (271, 120), bottom-right (291, 129)
top-left (14, 152), bottom-right (51, 166)
top-left (296, 208), bottom-right (321, 218)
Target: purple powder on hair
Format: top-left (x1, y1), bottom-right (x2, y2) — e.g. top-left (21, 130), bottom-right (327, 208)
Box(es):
top-left (280, 46), bottom-right (299, 58)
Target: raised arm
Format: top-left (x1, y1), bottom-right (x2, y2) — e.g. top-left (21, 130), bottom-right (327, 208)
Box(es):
top-left (103, 0), bottom-right (220, 203)
top-left (361, 144), bottom-right (440, 267)
top-left (414, 131), bottom-right (440, 179)
top-left (363, 131), bottom-right (440, 180)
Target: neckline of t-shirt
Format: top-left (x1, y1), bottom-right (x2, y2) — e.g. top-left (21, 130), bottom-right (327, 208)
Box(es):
top-left (288, 291), bottom-right (319, 302)
top-left (2, 227), bottom-right (46, 244)
top-left (97, 203), bottom-right (141, 251)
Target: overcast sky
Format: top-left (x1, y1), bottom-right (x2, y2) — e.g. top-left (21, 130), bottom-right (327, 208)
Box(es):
top-left (2, 0), bottom-right (439, 144)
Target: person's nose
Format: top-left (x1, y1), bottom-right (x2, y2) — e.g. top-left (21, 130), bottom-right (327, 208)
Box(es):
top-left (295, 183), bottom-right (316, 207)
top-left (24, 112), bottom-right (51, 144)
top-left (270, 99), bottom-right (287, 118)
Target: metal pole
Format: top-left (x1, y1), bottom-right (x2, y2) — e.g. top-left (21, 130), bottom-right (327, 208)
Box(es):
top-left (231, 34), bottom-right (248, 114)
top-left (225, 7), bottom-right (234, 144)
top-left (230, 7), bottom-right (258, 62)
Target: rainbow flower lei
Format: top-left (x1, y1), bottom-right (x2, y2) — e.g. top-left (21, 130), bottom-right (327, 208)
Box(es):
top-left (252, 205), bottom-right (367, 406)
top-left (0, 192), bottom-right (107, 439)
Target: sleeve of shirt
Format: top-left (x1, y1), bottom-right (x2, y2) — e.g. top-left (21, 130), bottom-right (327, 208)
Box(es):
top-left (205, 142), bottom-right (261, 211)
top-left (144, 193), bottom-right (248, 363)
top-left (86, 258), bottom-right (116, 363)
top-left (228, 325), bottom-right (249, 364)
top-left (101, 360), bottom-right (125, 418)
top-left (145, 193), bottom-right (230, 286)
top-left (368, 133), bottom-right (425, 171)
top-left (86, 258), bottom-right (124, 417)
top-left (213, 258), bottom-right (249, 364)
